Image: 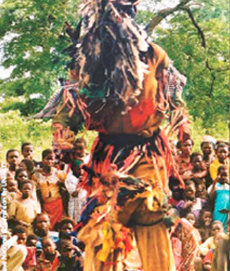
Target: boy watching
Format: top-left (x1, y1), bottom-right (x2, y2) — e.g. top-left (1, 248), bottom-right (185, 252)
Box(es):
top-left (21, 142), bottom-right (41, 168)
top-left (6, 149), bottom-right (20, 178)
top-left (21, 143), bottom-right (34, 160)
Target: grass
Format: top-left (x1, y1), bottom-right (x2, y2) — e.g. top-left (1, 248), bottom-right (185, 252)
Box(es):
top-left (0, 111), bottom-right (228, 161)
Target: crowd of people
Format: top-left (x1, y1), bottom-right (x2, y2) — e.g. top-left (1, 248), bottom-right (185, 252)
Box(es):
top-left (0, 134), bottom-right (229, 271)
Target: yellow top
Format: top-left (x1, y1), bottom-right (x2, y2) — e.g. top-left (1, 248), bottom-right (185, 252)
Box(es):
top-left (33, 168), bottom-right (66, 202)
top-left (209, 158), bottom-right (229, 181)
top-left (9, 198), bottom-right (39, 225)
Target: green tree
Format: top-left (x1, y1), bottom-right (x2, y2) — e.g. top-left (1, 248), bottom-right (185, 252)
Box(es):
top-left (161, 1), bottom-right (227, 133)
top-left (137, 0), bottom-right (228, 135)
top-left (0, 0), bottom-right (80, 114)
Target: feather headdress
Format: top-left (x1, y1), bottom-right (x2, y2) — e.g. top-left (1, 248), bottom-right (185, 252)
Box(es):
top-left (70, 0), bottom-right (150, 130)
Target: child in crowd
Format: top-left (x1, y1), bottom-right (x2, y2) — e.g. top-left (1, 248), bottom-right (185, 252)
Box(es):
top-left (181, 152), bottom-right (207, 181)
top-left (15, 168), bottom-right (41, 212)
top-left (176, 180), bottom-right (206, 227)
top-left (58, 218), bottom-right (75, 235)
top-left (171, 230), bottom-right (182, 270)
top-left (209, 143), bottom-right (229, 181)
top-left (199, 221), bottom-right (224, 257)
top-left (21, 142), bottom-right (34, 160)
top-left (211, 219), bottom-right (230, 271)
top-left (202, 232), bottom-right (222, 271)
top-left (175, 137), bottom-right (194, 177)
top-left (193, 177), bottom-right (207, 200)
top-left (208, 165), bottom-right (229, 231)
top-left (185, 213), bottom-right (202, 244)
top-left (19, 159), bottom-right (35, 179)
top-left (198, 209), bottom-right (213, 243)
top-left (15, 168), bottom-right (28, 189)
top-left (66, 159), bottom-right (87, 222)
top-left (23, 234), bottom-right (37, 271)
top-left (6, 149), bottom-right (20, 178)
top-left (168, 176), bottom-right (184, 208)
top-left (21, 142), bottom-right (41, 168)
top-left (26, 234), bottom-right (38, 247)
top-left (57, 239), bottom-right (83, 271)
top-left (13, 225), bottom-right (28, 245)
top-left (7, 177), bottom-right (20, 195)
top-left (73, 138), bottom-right (90, 164)
top-left (33, 213), bottom-right (59, 250)
top-left (33, 149), bottom-right (66, 230)
top-left (194, 221), bottom-right (224, 271)
top-left (200, 137), bottom-right (216, 168)
top-left (6, 176), bottom-right (21, 210)
top-left (9, 181), bottom-right (39, 233)
top-left (7, 226), bottom-right (28, 271)
top-left (200, 137), bottom-right (216, 188)
top-left (183, 152), bottom-right (208, 199)
top-left (171, 218), bottom-right (199, 271)
top-left (190, 152), bottom-right (207, 179)
top-left (57, 218), bottom-right (80, 249)
top-left (36, 237), bottom-right (59, 271)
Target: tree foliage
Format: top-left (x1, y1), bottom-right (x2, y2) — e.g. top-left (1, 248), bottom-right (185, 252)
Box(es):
top-left (0, 0), bottom-right (80, 113)
top-left (142, 0), bottom-right (228, 134)
top-left (0, 110), bottom-right (52, 160)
